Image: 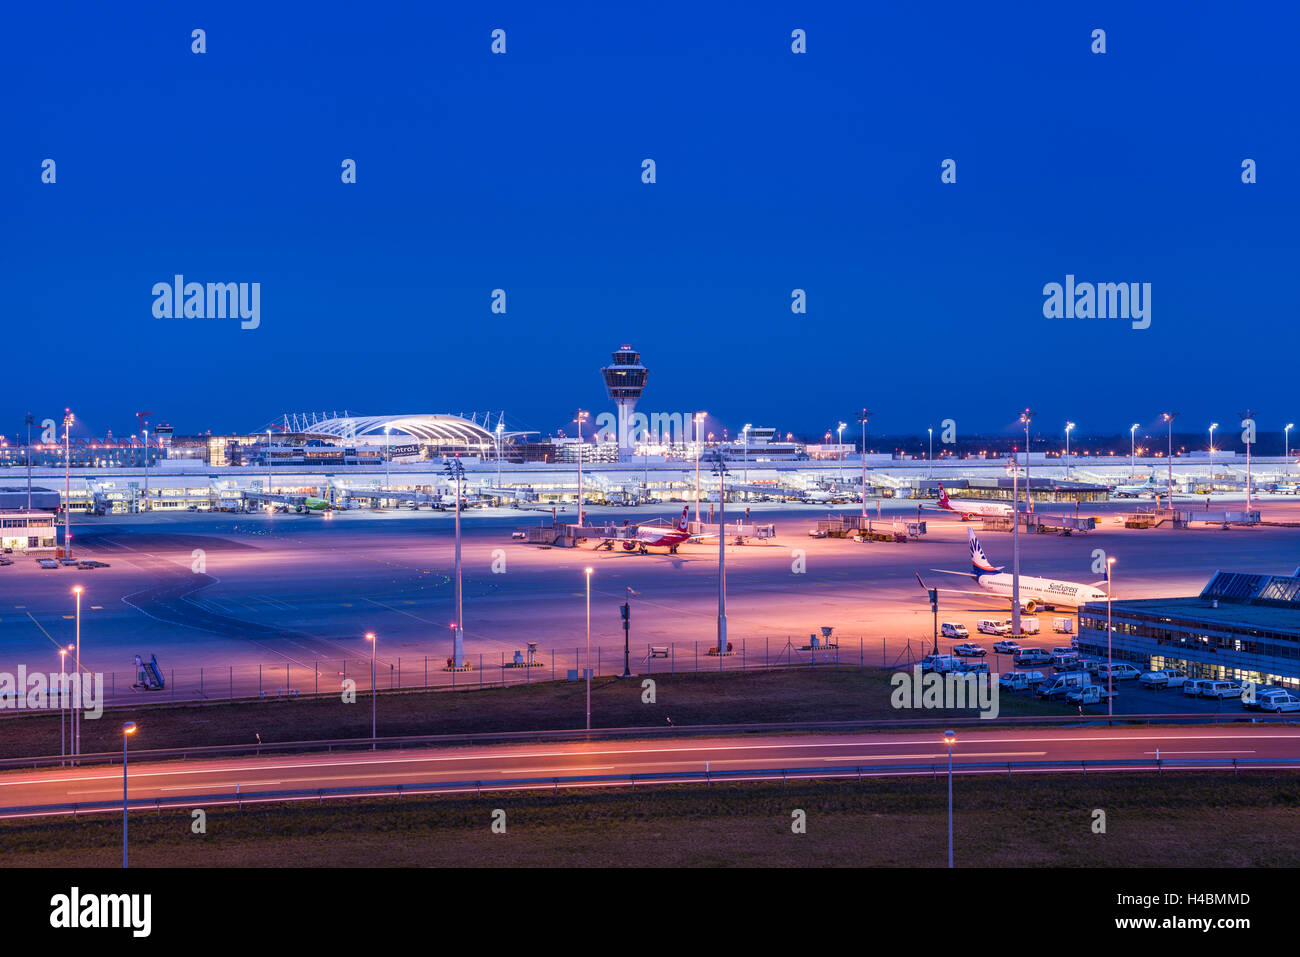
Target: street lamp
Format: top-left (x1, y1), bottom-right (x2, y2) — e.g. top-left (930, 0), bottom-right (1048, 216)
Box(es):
top-left (365, 632), bottom-right (377, 749)
top-left (25, 412), bottom-right (33, 511)
top-left (1064, 421), bottom-right (1074, 479)
top-left (142, 426), bottom-right (150, 509)
top-left (1019, 409), bottom-right (1035, 513)
top-left (710, 451), bottom-right (730, 661)
top-left (72, 585), bottom-right (83, 761)
top-left (838, 421), bottom-right (847, 484)
top-left (1129, 423), bottom-right (1138, 478)
top-left (62, 409), bottom-right (74, 558)
top-left (1161, 412), bottom-right (1179, 506)
top-left (266, 429), bottom-right (273, 501)
top-left (943, 729), bottom-right (956, 868)
top-left (495, 422), bottom-right (504, 497)
top-left (585, 567), bottom-right (593, 731)
top-left (1010, 448), bottom-right (1021, 637)
top-left (742, 423), bottom-right (752, 499)
top-left (122, 721), bottom-right (137, 868)
top-left (1287, 423), bottom-right (1294, 474)
top-left (693, 412), bottom-right (707, 524)
top-left (573, 410), bottom-right (589, 525)
top-left (59, 645), bottom-right (71, 766)
top-left (1239, 409), bottom-right (1255, 513)
top-left (443, 460), bottom-right (466, 669)
top-left (927, 426), bottom-right (933, 480)
top-left (1209, 422), bottom-right (1218, 483)
top-left (383, 426), bottom-right (391, 499)
top-left (859, 410), bottom-right (872, 520)
top-left (1106, 558), bottom-right (1116, 723)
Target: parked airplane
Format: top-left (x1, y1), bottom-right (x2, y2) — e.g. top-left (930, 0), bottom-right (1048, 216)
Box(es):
top-left (925, 528), bottom-right (1109, 613)
top-left (1112, 475), bottom-right (1160, 499)
top-left (926, 484), bottom-right (1013, 520)
top-left (598, 507), bottom-right (714, 554)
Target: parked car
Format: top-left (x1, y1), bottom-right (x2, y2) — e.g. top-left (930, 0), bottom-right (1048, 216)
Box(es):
top-left (952, 642), bottom-right (986, 657)
top-left (999, 671), bottom-right (1046, 692)
top-left (1093, 662), bottom-right (1142, 682)
top-left (1051, 653), bottom-right (1082, 670)
top-left (1183, 678), bottom-right (1210, 697)
top-left (953, 661), bottom-right (990, 676)
top-left (1050, 647), bottom-right (1076, 659)
top-left (1200, 680), bottom-right (1243, 699)
top-left (1257, 690), bottom-right (1300, 713)
top-left (992, 640), bottom-right (1021, 654)
top-left (978, 618), bottom-right (1011, 636)
top-left (920, 654), bottom-right (961, 674)
top-left (940, 622), bottom-right (969, 639)
top-left (1067, 683), bottom-right (1116, 705)
top-left (1140, 668), bottom-right (1188, 689)
top-left (1013, 648), bottom-right (1053, 666)
top-left (37, 558), bottom-right (59, 569)
top-left (1037, 671), bottom-right (1093, 700)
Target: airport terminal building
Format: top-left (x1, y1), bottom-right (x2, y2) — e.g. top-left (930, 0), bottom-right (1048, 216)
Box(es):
top-left (1077, 571), bottom-right (1300, 690)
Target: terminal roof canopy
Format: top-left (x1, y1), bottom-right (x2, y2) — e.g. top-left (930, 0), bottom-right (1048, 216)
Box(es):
top-left (264, 414), bottom-right (497, 445)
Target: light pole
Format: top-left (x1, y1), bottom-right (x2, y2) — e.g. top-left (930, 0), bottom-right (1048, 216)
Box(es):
top-left (1286, 423), bottom-right (1294, 474)
top-left (1161, 412), bottom-right (1178, 505)
top-left (1106, 558), bottom-right (1116, 723)
top-left (1240, 409), bottom-right (1255, 513)
top-left (1209, 422), bottom-right (1218, 483)
top-left (573, 410), bottom-right (589, 525)
top-left (122, 721), bottom-right (137, 868)
top-left (859, 410), bottom-right (872, 520)
top-left (73, 585), bottom-right (82, 761)
top-left (266, 429), bottom-right (273, 500)
top-left (142, 426), bottom-right (150, 509)
top-left (711, 451), bottom-right (730, 658)
top-left (495, 422), bottom-right (504, 498)
top-left (1130, 423), bottom-right (1138, 478)
top-left (742, 423), bottom-right (751, 499)
top-left (1011, 452), bottom-right (1021, 636)
top-left (365, 632), bottom-right (376, 748)
top-left (838, 421), bottom-right (847, 484)
top-left (444, 461), bottom-right (466, 668)
top-left (62, 410), bottom-right (73, 557)
top-left (59, 646), bottom-right (70, 766)
top-left (585, 567), bottom-right (593, 730)
top-left (1020, 409), bottom-right (1035, 513)
top-left (693, 412), bottom-right (706, 525)
top-left (927, 426), bottom-right (933, 480)
top-left (943, 729), bottom-right (956, 868)
top-left (1065, 421), bottom-right (1074, 479)
top-left (25, 413), bottom-right (33, 511)
top-left (384, 426), bottom-right (391, 499)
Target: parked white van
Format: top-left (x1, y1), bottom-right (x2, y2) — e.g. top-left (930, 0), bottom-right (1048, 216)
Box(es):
top-left (940, 622), bottom-right (969, 639)
top-left (978, 619), bottom-right (1011, 636)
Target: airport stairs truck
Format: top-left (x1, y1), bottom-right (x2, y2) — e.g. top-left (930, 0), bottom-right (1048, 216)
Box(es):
top-left (133, 654), bottom-right (165, 691)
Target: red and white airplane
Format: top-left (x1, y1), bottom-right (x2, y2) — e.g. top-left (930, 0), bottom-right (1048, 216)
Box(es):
top-left (599, 507), bottom-right (713, 554)
top-left (928, 484), bottom-right (1014, 521)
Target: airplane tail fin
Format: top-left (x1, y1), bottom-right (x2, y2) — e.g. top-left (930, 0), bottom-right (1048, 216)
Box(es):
top-left (937, 484), bottom-right (951, 509)
top-left (679, 506), bottom-right (689, 530)
top-left (968, 527), bottom-right (1002, 577)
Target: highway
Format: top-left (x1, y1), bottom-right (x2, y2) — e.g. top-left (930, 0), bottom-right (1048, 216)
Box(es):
top-left (3, 726), bottom-right (1300, 816)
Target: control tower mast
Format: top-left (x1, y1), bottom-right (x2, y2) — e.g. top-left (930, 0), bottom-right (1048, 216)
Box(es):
top-left (601, 345), bottom-right (648, 458)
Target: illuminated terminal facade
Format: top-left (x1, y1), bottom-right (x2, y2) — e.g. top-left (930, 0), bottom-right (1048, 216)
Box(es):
top-left (1077, 570), bottom-right (1300, 689)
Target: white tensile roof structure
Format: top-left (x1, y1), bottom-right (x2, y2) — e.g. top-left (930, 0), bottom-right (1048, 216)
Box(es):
top-left (265, 412), bottom-right (505, 446)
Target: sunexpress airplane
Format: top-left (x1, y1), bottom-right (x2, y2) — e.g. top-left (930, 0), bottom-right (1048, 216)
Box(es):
top-left (925, 528), bottom-right (1109, 614)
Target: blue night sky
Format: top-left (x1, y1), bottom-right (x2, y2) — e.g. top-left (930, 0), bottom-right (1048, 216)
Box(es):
top-left (3, 2), bottom-right (1298, 444)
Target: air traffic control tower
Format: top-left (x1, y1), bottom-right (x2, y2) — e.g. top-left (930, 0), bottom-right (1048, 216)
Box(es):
top-left (601, 345), bottom-right (648, 457)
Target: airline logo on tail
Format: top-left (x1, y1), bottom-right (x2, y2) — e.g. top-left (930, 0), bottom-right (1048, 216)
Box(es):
top-left (938, 485), bottom-right (952, 510)
top-left (968, 528), bottom-right (1001, 578)
top-left (678, 506), bottom-right (689, 531)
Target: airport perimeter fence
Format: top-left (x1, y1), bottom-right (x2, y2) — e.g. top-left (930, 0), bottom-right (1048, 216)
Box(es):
top-left (82, 634), bottom-right (961, 708)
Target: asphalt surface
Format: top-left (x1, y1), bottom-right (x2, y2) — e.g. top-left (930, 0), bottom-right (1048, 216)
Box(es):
top-left (4, 495), bottom-right (1300, 704)
top-left (3, 726), bottom-right (1299, 813)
